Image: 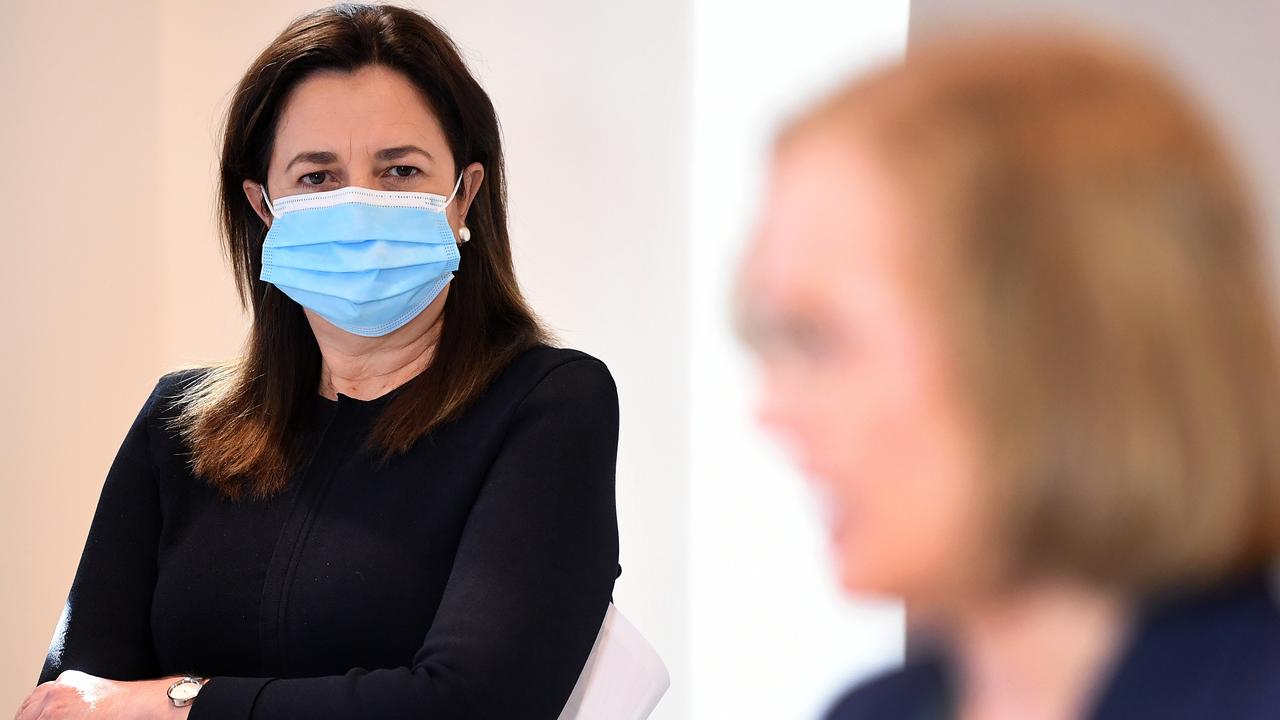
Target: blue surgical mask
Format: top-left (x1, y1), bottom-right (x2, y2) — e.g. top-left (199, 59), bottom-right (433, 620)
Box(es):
top-left (258, 174), bottom-right (465, 337)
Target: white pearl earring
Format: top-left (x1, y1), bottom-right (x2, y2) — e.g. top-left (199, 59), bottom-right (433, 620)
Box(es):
top-left (458, 226), bottom-right (472, 243)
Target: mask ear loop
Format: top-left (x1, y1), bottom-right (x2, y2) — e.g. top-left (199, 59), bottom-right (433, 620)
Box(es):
top-left (442, 171), bottom-right (472, 244)
top-left (442, 171), bottom-right (465, 208)
top-left (259, 184), bottom-right (279, 219)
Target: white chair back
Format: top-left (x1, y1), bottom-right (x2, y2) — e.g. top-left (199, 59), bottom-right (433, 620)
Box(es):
top-left (558, 603), bottom-right (670, 720)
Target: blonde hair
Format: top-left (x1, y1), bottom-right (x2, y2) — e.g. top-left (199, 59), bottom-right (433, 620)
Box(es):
top-left (783, 29), bottom-right (1280, 595)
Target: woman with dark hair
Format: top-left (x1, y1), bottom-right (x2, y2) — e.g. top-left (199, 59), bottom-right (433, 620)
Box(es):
top-left (17, 4), bottom-right (620, 718)
top-left (739, 29), bottom-right (1280, 720)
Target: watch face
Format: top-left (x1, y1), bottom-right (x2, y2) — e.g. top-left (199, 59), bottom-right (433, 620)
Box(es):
top-left (169, 681), bottom-right (201, 701)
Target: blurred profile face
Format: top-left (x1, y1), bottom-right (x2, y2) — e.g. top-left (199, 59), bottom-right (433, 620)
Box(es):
top-left (740, 129), bottom-right (986, 604)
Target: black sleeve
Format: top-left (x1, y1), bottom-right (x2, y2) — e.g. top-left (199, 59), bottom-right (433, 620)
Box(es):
top-left (191, 356), bottom-right (622, 720)
top-left (35, 375), bottom-right (170, 685)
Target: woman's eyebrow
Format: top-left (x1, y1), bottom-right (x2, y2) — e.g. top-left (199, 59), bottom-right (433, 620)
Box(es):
top-left (285, 150), bottom-right (339, 171)
top-left (283, 145), bottom-right (432, 171)
top-left (375, 145), bottom-right (433, 162)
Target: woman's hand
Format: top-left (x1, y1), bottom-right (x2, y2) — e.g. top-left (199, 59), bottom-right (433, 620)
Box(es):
top-left (13, 670), bottom-right (191, 720)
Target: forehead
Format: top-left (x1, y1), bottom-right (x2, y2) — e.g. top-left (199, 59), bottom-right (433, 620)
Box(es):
top-left (745, 129), bottom-right (911, 302)
top-left (273, 65), bottom-right (447, 159)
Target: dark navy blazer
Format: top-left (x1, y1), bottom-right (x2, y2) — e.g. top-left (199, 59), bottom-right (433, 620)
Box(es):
top-left (825, 571), bottom-right (1280, 719)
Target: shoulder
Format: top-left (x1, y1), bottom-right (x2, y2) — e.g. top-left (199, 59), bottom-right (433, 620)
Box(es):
top-left (823, 655), bottom-right (949, 720)
top-left (501, 344), bottom-right (618, 406)
top-left (1094, 570), bottom-right (1280, 719)
top-left (144, 366), bottom-right (217, 422)
top-left (506, 344), bottom-right (613, 382)
top-left (154, 366), bottom-right (215, 395)
top-left (461, 344), bottom-right (620, 448)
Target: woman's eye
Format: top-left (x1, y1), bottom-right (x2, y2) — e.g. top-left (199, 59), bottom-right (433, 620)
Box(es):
top-left (301, 171), bottom-right (329, 186)
top-left (386, 165), bottom-right (420, 179)
top-left (778, 322), bottom-right (839, 363)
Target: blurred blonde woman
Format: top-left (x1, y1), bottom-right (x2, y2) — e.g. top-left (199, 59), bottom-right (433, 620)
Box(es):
top-left (738, 30), bottom-right (1280, 720)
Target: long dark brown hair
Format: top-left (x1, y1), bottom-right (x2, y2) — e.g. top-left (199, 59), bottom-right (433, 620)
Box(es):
top-left (170, 3), bottom-right (547, 502)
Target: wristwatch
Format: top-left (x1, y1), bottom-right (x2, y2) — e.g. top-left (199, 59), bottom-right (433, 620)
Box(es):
top-left (166, 676), bottom-right (209, 707)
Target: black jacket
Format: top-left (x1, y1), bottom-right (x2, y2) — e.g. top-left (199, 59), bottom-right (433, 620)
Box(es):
top-left (825, 570), bottom-right (1280, 720)
top-left (37, 344), bottom-right (621, 719)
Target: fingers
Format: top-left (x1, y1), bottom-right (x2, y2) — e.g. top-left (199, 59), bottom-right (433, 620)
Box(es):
top-left (14, 682), bottom-right (51, 720)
